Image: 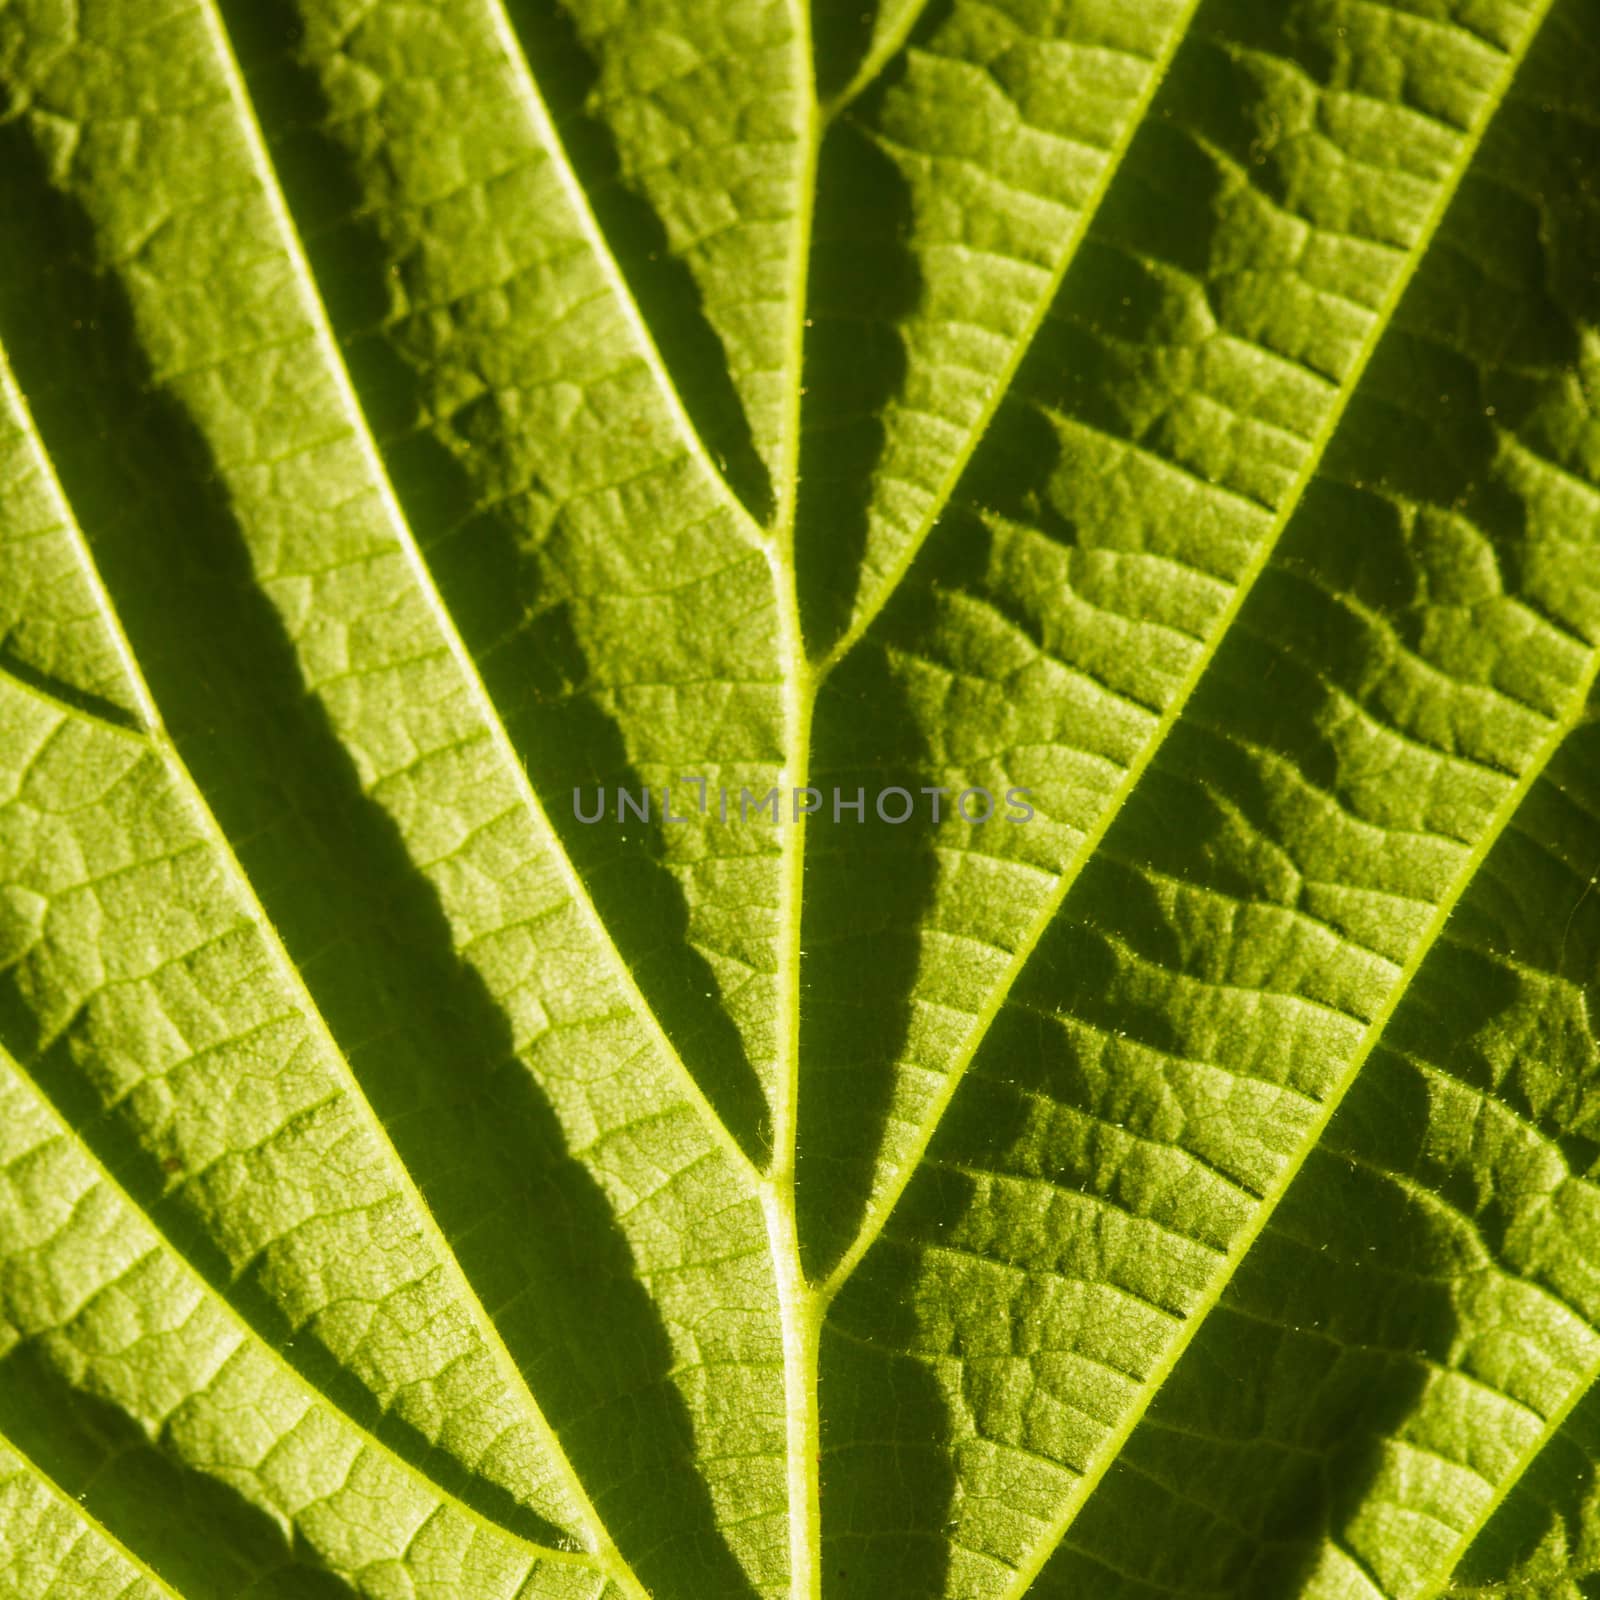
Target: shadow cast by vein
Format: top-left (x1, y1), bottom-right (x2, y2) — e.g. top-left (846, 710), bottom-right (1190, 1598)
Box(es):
top-left (819, 1276), bottom-right (957, 1600)
top-left (0, 1345), bottom-right (352, 1600)
top-left (0, 106), bottom-right (759, 1600)
top-left (792, 25), bottom-right (934, 659)
top-left (785, 11), bottom-right (952, 1281)
top-left (809, 0), bottom-right (884, 103)
top-left (794, 626), bottom-right (939, 1280)
top-left (791, 348), bottom-right (1072, 1283)
top-left (221, 0), bottom-right (773, 1169)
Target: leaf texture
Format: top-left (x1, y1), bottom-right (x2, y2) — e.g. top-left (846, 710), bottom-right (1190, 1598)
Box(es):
top-left (0, 1), bottom-right (1597, 1598)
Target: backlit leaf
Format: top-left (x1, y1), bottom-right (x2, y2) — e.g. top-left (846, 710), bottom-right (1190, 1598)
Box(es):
top-left (1, 2), bottom-right (1598, 1598)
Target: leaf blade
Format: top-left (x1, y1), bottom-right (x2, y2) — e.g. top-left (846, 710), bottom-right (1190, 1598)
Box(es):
top-left (1, 0), bottom-right (1598, 1597)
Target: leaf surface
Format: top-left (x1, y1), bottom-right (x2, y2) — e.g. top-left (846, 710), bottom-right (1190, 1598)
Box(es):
top-left (0, 2), bottom-right (1598, 1598)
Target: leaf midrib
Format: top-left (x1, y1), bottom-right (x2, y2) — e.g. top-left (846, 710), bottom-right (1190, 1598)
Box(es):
top-left (490, 0), bottom-right (1589, 1593)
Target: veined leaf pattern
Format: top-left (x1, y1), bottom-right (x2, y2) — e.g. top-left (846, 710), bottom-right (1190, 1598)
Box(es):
top-left (0, 1), bottom-right (1597, 1598)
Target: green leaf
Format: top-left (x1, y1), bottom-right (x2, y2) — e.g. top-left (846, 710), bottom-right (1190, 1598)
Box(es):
top-left (0, 1), bottom-right (1597, 1598)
